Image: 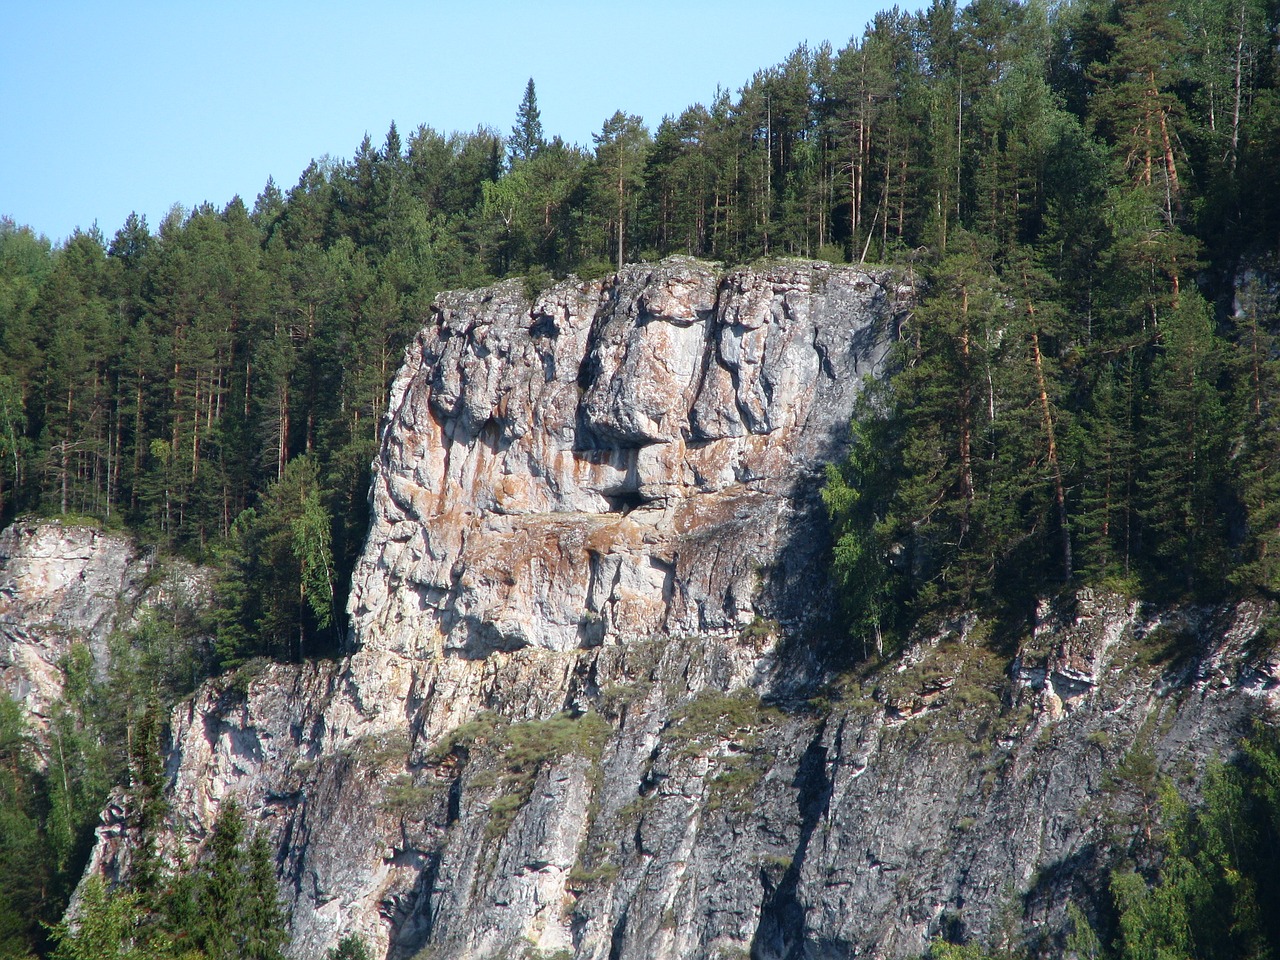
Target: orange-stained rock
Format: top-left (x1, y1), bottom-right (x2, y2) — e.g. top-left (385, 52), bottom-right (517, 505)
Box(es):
top-left (348, 257), bottom-right (902, 657)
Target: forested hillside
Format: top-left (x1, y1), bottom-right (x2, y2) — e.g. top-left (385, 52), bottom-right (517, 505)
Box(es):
top-left (2, 0), bottom-right (1280, 953)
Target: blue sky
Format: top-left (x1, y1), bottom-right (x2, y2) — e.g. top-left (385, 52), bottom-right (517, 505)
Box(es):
top-left (2, 2), bottom-right (889, 246)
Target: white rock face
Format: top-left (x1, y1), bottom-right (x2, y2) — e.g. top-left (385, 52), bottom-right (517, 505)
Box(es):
top-left (0, 521), bottom-right (206, 732)
top-left (348, 257), bottom-right (900, 658)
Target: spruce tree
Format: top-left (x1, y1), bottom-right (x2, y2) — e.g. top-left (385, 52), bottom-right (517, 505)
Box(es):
top-left (0, 694), bottom-right (53, 956)
top-left (328, 935), bottom-right (373, 960)
top-left (191, 799), bottom-right (248, 960)
top-left (1073, 358), bottom-right (1142, 583)
top-left (1136, 290), bottom-right (1232, 595)
top-left (242, 831), bottom-right (288, 960)
top-left (46, 876), bottom-right (144, 960)
top-left (509, 78), bottom-right (545, 166)
top-left (1231, 271), bottom-right (1280, 595)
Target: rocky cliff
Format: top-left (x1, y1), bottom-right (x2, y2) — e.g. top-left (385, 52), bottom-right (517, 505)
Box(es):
top-left (347, 256), bottom-right (899, 658)
top-left (0, 520), bottom-right (207, 738)
top-left (63, 259), bottom-right (1279, 960)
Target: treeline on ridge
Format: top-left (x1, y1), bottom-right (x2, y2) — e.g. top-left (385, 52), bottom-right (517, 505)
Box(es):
top-left (821, 0), bottom-right (1280, 644)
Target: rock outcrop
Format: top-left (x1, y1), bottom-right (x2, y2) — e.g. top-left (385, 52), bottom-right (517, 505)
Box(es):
top-left (0, 520), bottom-right (208, 734)
top-left (67, 259), bottom-right (1279, 960)
top-left (348, 257), bottom-right (900, 658)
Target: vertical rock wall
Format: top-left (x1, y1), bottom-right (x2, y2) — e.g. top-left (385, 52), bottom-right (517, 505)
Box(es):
top-left (347, 257), bottom-right (901, 658)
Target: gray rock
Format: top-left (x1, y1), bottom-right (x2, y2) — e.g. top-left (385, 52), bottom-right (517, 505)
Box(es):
top-left (0, 519), bottom-right (209, 737)
top-left (347, 258), bottom-right (898, 659)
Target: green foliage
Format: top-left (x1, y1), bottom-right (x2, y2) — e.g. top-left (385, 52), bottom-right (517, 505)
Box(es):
top-left (871, 630), bottom-right (1009, 747)
top-left (241, 831), bottom-right (290, 960)
top-left (1066, 902), bottom-right (1104, 960)
top-left (497, 711), bottom-right (612, 770)
top-left (164, 800), bottom-right (288, 960)
top-left (0, 693), bottom-right (54, 957)
top-left (566, 860), bottom-right (621, 891)
top-left (2, 3), bottom-right (1280, 952)
top-left (823, 406), bottom-right (905, 658)
top-left (826, 214), bottom-right (1259, 645)
top-left (509, 79), bottom-right (545, 167)
top-left (430, 710), bottom-right (503, 759)
top-left (430, 711), bottom-right (613, 842)
top-left (652, 688), bottom-right (783, 813)
top-left (706, 761), bottom-right (769, 812)
top-left (590, 111), bottom-right (651, 271)
top-left (291, 485), bottom-right (336, 631)
top-left (43, 799), bottom-right (290, 960)
top-left (1085, 725), bottom-right (1280, 960)
top-left (0, 569), bottom-right (218, 957)
top-left (349, 730), bottom-right (411, 769)
top-left (46, 877), bottom-right (145, 960)
top-left (0, 624), bottom-right (211, 960)
top-left (927, 942), bottom-right (996, 960)
top-left (0, 612), bottom-right (277, 959)
top-left (214, 456), bottom-right (338, 666)
top-left (0, 0), bottom-right (1275, 660)
top-left (1135, 291), bottom-right (1233, 596)
top-left (660, 688), bottom-right (780, 755)
top-left (382, 774), bottom-right (440, 816)
top-left (327, 935), bottom-right (372, 960)
top-left (1231, 270), bottom-right (1280, 597)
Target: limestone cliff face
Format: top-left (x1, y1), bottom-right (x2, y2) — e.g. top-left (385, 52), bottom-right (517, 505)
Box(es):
top-left (67, 260), bottom-right (1279, 960)
top-left (347, 257), bottom-right (900, 658)
top-left (0, 520), bottom-right (207, 735)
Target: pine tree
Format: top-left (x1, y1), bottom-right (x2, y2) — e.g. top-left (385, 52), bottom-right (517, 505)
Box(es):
top-left (1004, 247), bottom-right (1075, 585)
top-left (1088, 0), bottom-right (1189, 222)
top-left (590, 112), bottom-right (651, 270)
top-left (1136, 290), bottom-right (1232, 595)
top-left (886, 233), bottom-right (1007, 610)
top-left (32, 229), bottom-right (115, 518)
top-left (509, 78), bottom-right (545, 166)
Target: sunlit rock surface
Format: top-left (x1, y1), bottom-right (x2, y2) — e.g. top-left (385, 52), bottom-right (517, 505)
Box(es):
top-left (0, 520), bottom-right (207, 735)
top-left (347, 257), bottom-right (900, 658)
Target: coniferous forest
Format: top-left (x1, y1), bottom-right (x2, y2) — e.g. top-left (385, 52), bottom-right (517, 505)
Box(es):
top-left (3, 0), bottom-right (1280, 954)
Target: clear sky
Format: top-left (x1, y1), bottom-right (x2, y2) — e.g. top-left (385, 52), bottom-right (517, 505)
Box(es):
top-left (1, 1), bottom-right (891, 246)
